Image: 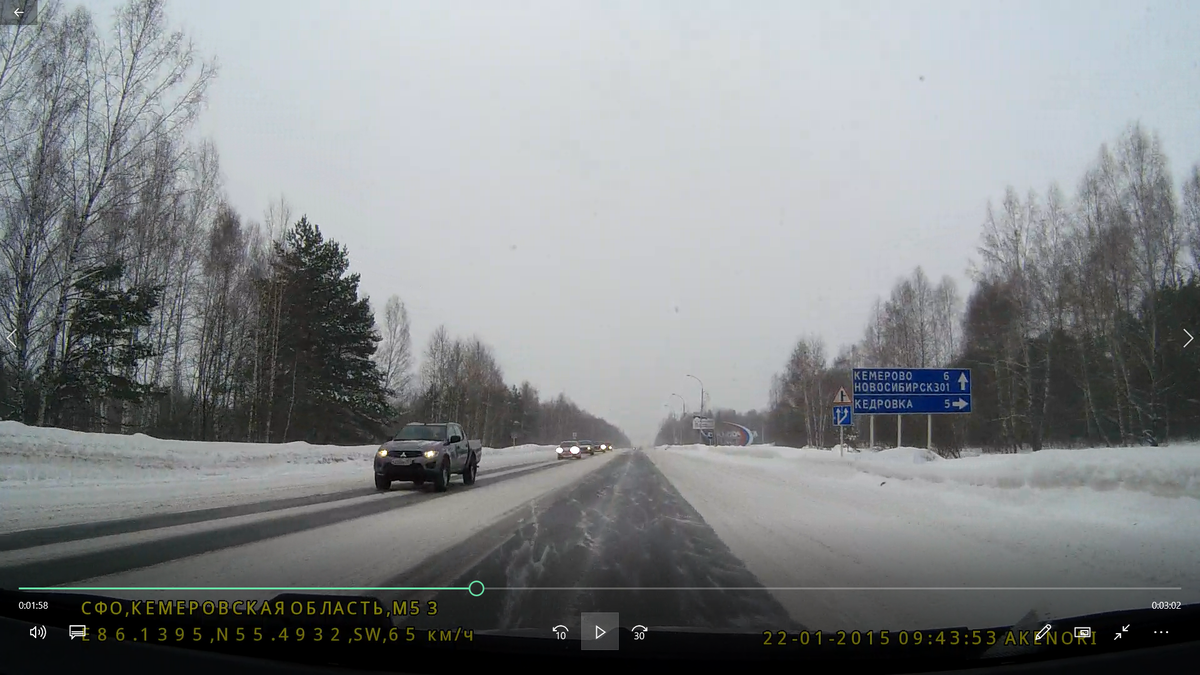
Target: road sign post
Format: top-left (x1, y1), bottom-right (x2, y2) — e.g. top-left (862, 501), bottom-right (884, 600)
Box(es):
top-left (852, 368), bottom-right (972, 450)
top-left (692, 416), bottom-right (714, 444)
top-left (832, 388), bottom-right (853, 457)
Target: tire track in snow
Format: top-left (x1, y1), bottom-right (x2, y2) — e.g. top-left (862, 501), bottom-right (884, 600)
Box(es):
top-left (0, 460), bottom-right (568, 588)
top-left (0, 458), bottom-right (556, 551)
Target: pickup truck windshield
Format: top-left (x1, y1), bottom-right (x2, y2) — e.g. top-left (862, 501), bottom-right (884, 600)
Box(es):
top-left (394, 425), bottom-right (447, 441)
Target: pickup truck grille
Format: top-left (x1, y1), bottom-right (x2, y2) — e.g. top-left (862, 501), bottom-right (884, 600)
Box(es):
top-left (398, 450), bottom-right (424, 458)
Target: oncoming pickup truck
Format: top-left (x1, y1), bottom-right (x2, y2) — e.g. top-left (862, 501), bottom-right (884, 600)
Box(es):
top-left (374, 422), bottom-right (483, 492)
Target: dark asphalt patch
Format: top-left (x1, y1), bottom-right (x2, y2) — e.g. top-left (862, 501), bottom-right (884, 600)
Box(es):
top-left (390, 450), bottom-right (796, 633)
top-left (0, 460), bottom-right (566, 589)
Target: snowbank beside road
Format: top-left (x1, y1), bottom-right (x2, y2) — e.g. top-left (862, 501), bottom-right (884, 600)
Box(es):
top-left (0, 422), bottom-right (557, 533)
top-left (650, 442), bottom-right (1200, 630)
top-left (655, 442), bottom-right (1200, 499)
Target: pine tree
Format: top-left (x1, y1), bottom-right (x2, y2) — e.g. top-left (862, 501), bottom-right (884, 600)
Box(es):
top-left (268, 217), bottom-right (390, 443)
top-left (50, 260), bottom-right (161, 431)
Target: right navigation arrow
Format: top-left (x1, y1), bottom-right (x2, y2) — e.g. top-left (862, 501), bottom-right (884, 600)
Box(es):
top-left (1185, 329), bottom-right (1194, 349)
top-left (952, 398), bottom-right (968, 410)
top-left (594, 625), bottom-right (606, 639)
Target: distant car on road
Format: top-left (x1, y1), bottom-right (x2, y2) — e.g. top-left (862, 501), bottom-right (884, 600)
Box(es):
top-left (579, 440), bottom-right (598, 455)
top-left (375, 422), bottom-right (482, 492)
top-left (596, 442), bottom-right (612, 452)
top-left (557, 440), bottom-right (584, 460)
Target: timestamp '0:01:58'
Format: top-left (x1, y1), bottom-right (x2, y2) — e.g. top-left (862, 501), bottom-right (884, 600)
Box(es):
top-left (763, 630), bottom-right (1001, 647)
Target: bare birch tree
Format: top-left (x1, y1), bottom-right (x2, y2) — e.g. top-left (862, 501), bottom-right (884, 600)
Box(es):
top-left (376, 294), bottom-right (413, 408)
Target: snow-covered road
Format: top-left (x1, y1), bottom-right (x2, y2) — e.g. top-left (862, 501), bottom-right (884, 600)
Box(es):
top-left (3, 423), bottom-right (1197, 635)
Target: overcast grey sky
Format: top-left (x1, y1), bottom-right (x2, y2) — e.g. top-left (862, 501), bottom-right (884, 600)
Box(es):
top-left (92, 0), bottom-right (1200, 444)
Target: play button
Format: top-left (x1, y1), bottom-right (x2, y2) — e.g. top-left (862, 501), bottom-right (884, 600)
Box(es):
top-left (580, 612), bottom-right (619, 651)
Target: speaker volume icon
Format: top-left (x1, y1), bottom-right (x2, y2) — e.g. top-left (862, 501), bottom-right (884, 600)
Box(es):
top-left (29, 624), bottom-right (47, 639)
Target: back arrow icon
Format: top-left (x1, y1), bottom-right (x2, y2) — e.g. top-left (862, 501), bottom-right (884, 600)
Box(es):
top-left (4, 329), bottom-right (14, 349)
top-left (1185, 329), bottom-right (1194, 348)
top-left (13, 8), bottom-right (23, 18)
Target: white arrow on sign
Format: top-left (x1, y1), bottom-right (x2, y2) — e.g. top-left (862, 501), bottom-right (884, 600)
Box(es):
top-left (1185, 329), bottom-right (1194, 349)
top-left (957, 373), bottom-right (968, 390)
top-left (952, 398), bottom-right (968, 410)
top-left (595, 625), bottom-right (606, 639)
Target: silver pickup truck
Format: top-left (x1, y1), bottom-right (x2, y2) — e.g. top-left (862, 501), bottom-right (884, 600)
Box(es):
top-left (374, 422), bottom-right (483, 492)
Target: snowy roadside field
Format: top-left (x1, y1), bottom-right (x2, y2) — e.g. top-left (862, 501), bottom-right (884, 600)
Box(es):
top-left (647, 443), bottom-right (1200, 630)
top-left (0, 422), bottom-right (558, 533)
top-left (667, 443), bottom-right (1200, 499)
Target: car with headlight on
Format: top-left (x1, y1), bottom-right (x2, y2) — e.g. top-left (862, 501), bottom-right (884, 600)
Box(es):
top-left (375, 422), bottom-right (482, 492)
top-left (596, 442), bottom-right (613, 452)
top-left (556, 440), bottom-right (584, 459)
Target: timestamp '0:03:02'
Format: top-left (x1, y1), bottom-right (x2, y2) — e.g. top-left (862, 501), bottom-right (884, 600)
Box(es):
top-left (83, 626), bottom-right (419, 643)
top-left (763, 630), bottom-right (1001, 647)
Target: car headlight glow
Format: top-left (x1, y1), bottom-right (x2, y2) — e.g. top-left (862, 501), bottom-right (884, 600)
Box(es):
top-left (424, 449), bottom-right (439, 458)
top-left (377, 448), bottom-right (388, 457)
top-left (600, 444), bottom-right (607, 449)
top-left (556, 447), bottom-right (563, 453)
top-left (571, 447), bottom-right (580, 454)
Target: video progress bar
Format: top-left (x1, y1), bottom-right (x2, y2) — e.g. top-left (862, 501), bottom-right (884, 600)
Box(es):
top-left (490, 586), bottom-right (1184, 592)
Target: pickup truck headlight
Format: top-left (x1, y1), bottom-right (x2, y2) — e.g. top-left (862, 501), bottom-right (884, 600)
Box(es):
top-left (377, 448), bottom-right (388, 457)
top-left (424, 449), bottom-right (439, 458)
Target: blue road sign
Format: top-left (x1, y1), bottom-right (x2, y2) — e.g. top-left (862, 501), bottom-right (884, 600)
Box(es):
top-left (833, 404), bottom-right (853, 426)
top-left (852, 368), bottom-right (972, 415)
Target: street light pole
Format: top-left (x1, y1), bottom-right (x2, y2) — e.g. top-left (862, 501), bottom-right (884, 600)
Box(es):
top-left (663, 403), bottom-right (680, 445)
top-left (686, 374), bottom-right (706, 445)
top-left (671, 393), bottom-right (687, 415)
top-left (686, 374), bottom-right (705, 415)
